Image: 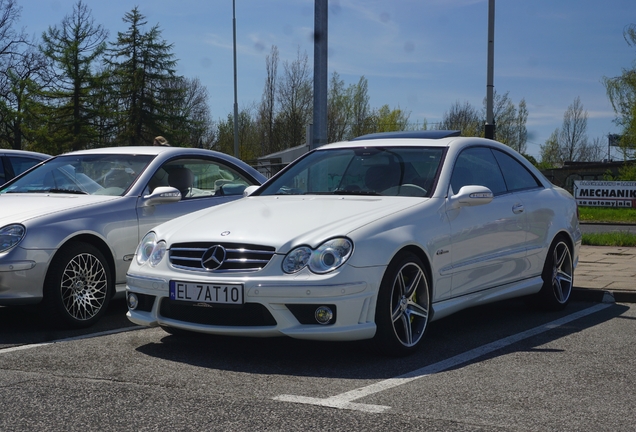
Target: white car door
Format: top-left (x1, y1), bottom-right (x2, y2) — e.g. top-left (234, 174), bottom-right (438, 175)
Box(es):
top-left (446, 147), bottom-right (529, 297)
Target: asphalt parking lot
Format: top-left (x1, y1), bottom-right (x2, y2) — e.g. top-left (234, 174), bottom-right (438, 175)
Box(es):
top-left (1, 298), bottom-right (634, 431)
top-left (1, 240), bottom-right (634, 431)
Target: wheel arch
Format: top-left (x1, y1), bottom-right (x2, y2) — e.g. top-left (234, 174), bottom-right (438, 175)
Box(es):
top-left (392, 245), bottom-right (433, 288)
top-left (552, 230), bottom-right (575, 257)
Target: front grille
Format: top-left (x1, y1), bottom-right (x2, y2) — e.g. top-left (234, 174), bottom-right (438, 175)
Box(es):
top-left (169, 242), bottom-right (276, 273)
top-left (160, 299), bottom-right (277, 326)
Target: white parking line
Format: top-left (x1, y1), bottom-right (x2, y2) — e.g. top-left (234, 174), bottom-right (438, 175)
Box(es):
top-left (274, 303), bottom-right (613, 413)
top-left (0, 326), bottom-right (141, 354)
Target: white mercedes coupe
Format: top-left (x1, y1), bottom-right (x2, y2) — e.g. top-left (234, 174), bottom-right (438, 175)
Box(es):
top-left (126, 131), bottom-right (581, 356)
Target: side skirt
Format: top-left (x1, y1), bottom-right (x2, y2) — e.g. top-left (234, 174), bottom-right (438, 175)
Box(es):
top-left (430, 276), bottom-right (543, 322)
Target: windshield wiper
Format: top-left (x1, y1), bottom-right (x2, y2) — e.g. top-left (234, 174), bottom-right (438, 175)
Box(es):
top-left (332, 189), bottom-right (381, 196)
top-left (302, 189), bottom-right (381, 196)
top-left (46, 188), bottom-right (88, 195)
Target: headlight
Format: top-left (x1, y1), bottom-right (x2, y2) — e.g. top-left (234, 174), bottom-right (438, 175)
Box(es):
top-left (136, 232), bottom-right (167, 267)
top-left (0, 224), bottom-right (26, 253)
top-left (283, 238), bottom-right (353, 274)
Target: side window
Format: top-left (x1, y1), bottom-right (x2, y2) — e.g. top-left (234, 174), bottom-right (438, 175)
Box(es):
top-left (149, 158), bottom-right (252, 199)
top-left (492, 149), bottom-right (541, 192)
top-left (0, 158), bottom-right (5, 184)
top-left (451, 147), bottom-right (507, 195)
top-left (8, 156), bottom-right (42, 177)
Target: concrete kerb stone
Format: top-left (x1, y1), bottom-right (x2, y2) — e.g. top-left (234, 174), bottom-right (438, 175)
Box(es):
top-left (572, 245), bottom-right (636, 304)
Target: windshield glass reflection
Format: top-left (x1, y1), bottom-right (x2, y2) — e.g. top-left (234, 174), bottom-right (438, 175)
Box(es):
top-left (0, 154), bottom-right (154, 196)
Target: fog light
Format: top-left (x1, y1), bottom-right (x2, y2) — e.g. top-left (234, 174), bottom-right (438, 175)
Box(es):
top-left (127, 292), bottom-right (138, 310)
top-left (315, 306), bottom-right (333, 325)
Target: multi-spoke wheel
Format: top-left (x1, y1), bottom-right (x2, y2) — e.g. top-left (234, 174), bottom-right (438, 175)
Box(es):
top-left (373, 251), bottom-right (430, 356)
top-left (43, 242), bottom-right (113, 328)
top-left (538, 237), bottom-right (573, 310)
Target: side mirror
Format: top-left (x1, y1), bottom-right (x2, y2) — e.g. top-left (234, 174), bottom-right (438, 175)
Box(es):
top-left (448, 185), bottom-right (494, 209)
top-left (142, 186), bottom-right (182, 206)
top-left (243, 185), bottom-right (260, 197)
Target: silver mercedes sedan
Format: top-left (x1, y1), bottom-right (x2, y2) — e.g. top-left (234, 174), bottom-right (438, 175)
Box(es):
top-left (0, 146), bottom-right (266, 328)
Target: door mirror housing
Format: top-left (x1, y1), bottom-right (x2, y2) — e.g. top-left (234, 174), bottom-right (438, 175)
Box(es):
top-left (142, 186), bottom-right (182, 206)
top-left (448, 185), bottom-right (494, 209)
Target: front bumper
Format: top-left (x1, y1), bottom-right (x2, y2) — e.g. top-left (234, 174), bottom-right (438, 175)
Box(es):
top-left (126, 263), bottom-right (385, 341)
top-left (0, 247), bottom-right (53, 305)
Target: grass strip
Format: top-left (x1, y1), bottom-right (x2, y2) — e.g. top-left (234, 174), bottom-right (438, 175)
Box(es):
top-left (578, 207), bottom-right (636, 223)
top-left (582, 232), bottom-right (636, 247)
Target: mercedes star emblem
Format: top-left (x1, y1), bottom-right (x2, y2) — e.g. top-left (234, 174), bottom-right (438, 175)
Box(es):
top-left (201, 245), bottom-right (226, 270)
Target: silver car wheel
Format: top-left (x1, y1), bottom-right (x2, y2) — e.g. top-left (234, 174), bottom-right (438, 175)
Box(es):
top-left (390, 262), bottom-right (430, 347)
top-left (374, 252), bottom-right (431, 356)
top-left (44, 241), bottom-right (113, 328)
top-left (60, 252), bottom-right (108, 321)
top-left (549, 241), bottom-right (573, 304)
top-left (538, 237), bottom-right (573, 310)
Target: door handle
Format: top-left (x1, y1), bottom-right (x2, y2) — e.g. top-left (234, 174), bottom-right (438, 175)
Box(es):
top-left (512, 203), bottom-right (524, 214)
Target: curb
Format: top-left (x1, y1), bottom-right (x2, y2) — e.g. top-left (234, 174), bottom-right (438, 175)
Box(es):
top-left (572, 288), bottom-right (636, 304)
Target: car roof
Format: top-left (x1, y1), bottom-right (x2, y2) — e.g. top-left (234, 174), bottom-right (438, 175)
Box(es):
top-left (351, 130), bottom-right (461, 141)
top-left (322, 131), bottom-right (468, 150)
top-left (0, 149), bottom-right (51, 159)
top-left (319, 131), bottom-right (525, 156)
top-left (59, 146), bottom-right (190, 156)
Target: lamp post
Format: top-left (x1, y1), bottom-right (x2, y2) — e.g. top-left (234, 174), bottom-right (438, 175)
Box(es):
top-left (233, 0), bottom-right (239, 157)
top-left (311, 0), bottom-right (328, 150)
top-left (485, 0), bottom-right (495, 140)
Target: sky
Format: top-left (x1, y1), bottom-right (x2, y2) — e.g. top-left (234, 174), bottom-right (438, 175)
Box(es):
top-left (16, 0), bottom-right (636, 159)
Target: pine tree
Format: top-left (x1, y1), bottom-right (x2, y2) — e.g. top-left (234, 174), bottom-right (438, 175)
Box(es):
top-left (38, 0), bottom-right (108, 153)
top-left (106, 7), bottom-right (182, 146)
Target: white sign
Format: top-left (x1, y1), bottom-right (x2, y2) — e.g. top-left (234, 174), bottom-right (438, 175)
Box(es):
top-left (573, 180), bottom-right (636, 207)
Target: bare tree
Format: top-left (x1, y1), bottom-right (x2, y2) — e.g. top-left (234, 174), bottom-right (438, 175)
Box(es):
top-left (438, 100), bottom-right (481, 136)
top-left (0, 0), bottom-right (27, 58)
top-left (539, 129), bottom-right (561, 167)
top-left (276, 47), bottom-right (312, 151)
top-left (578, 136), bottom-right (607, 162)
top-left (349, 76), bottom-right (374, 137)
top-left (559, 96), bottom-right (588, 162)
top-left (480, 91), bottom-right (528, 153)
top-left (162, 76), bottom-right (213, 147)
top-left (326, 71), bottom-right (351, 142)
top-left (514, 99), bottom-right (529, 154)
top-left (257, 45), bottom-right (278, 155)
top-left (0, 46), bottom-right (51, 151)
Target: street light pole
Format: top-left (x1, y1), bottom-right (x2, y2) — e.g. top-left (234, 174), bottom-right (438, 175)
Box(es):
top-left (312, 0), bottom-right (328, 150)
top-left (232, 0), bottom-right (239, 157)
top-left (485, 0), bottom-right (495, 140)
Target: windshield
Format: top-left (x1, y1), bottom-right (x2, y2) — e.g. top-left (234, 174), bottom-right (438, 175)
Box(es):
top-left (0, 154), bottom-right (154, 196)
top-left (259, 147), bottom-right (444, 197)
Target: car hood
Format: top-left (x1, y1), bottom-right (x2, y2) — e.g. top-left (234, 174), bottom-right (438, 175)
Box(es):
top-left (155, 195), bottom-right (425, 252)
top-left (0, 193), bottom-right (119, 225)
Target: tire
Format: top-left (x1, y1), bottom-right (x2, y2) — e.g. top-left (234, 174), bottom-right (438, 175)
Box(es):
top-left (43, 242), bottom-right (113, 328)
top-left (373, 251), bottom-right (431, 356)
top-left (538, 237), bottom-right (573, 310)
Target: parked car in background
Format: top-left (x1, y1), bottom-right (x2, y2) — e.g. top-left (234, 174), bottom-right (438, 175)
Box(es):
top-left (0, 146), bottom-right (266, 328)
top-left (126, 131), bottom-right (581, 356)
top-left (0, 149), bottom-right (50, 185)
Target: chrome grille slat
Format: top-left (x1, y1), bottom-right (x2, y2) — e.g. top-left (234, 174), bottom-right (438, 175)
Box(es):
top-left (169, 242), bottom-right (275, 273)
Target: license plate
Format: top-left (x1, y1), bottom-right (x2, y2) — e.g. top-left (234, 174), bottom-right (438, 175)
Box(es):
top-left (169, 281), bottom-right (244, 305)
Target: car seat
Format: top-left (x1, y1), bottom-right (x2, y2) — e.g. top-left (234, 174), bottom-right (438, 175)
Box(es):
top-left (168, 167), bottom-right (194, 198)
